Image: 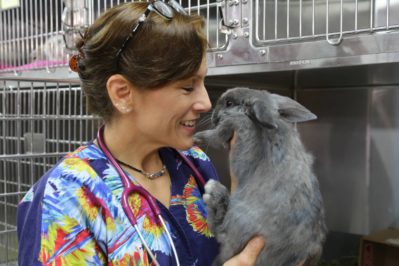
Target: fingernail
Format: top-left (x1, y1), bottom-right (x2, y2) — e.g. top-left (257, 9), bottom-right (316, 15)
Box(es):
top-left (253, 237), bottom-right (265, 247)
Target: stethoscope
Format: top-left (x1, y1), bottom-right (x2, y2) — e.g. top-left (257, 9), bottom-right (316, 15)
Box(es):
top-left (96, 125), bottom-right (206, 266)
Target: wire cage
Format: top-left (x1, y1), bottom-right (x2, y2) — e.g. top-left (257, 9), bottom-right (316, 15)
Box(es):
top-left (2, 0), bottom-right (399, 74)
top-left (253, 0), bottom-right (399, 46)
top-left (0, 77), bottom-right (101, 265)
top-left (0, 0), bottom-right (227, 74)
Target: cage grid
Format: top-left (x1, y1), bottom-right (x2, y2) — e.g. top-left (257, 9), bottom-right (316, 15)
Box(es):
top-left (2, 0), bottom-right (399, 74)
top-left (0, 0), bottom-right (66, 73)
top-left (254, 0), bottom-right (399, 45)
top-left (0, 0), bottom-right (226, 74)
top-left (0, 77), bottom-right (101, 264)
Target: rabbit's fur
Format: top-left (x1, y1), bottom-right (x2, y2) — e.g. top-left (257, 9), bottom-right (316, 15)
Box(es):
top-left (194, 87), bottom-right (327, 266)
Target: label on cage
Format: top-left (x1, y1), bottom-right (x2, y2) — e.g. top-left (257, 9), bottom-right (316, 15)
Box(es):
top-left (289, 60), bottom-right (311, 66)
top-left (0, 0), bottom-right (20, 10)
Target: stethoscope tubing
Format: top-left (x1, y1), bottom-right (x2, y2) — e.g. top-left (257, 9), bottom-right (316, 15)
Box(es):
top-left (97, 126), bottom-right (164, 265)
top-left (97, 125), bottom-right (206, 266)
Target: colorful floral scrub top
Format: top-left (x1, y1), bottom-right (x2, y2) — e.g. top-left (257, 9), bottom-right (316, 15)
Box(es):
top-left (17, 143), bottom-right (220, 265)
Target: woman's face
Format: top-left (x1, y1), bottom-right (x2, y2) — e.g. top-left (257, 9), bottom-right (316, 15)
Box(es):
top-left (131, 59), bottom-right (211, 150)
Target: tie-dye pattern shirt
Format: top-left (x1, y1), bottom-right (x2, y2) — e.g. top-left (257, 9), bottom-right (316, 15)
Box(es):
top-left (17, 143), bottom-right (220, 265)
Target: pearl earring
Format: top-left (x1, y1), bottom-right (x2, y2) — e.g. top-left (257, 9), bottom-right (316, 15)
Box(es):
top-left (115, 102), bottom-right (132, 113)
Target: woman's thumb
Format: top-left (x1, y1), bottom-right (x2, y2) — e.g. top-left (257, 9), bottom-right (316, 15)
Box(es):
top-left (240, 236), bottom-right (265, 265)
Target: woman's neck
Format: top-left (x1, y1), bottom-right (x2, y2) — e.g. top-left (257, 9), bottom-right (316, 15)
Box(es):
top-left (101, 122), bottom-right (171, 208)
top-left (102, 122), bottom-right (164, 173)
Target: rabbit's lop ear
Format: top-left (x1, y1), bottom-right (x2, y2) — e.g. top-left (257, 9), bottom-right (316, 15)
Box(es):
top-left (272, 94), bottom-right (317, 123)
top-left (248, 100), bottom-right (278, 129)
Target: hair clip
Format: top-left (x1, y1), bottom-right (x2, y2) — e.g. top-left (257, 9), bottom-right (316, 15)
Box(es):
top-left (69, 54), bottom-right (81, 72)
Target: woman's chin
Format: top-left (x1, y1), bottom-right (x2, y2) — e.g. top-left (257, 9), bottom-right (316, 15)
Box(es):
top-left (173, 139), bottom-right (194, 151)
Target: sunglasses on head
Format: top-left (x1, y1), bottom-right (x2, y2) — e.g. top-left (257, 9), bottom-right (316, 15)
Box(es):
top-left (115, 0), bottom-right (187, 66)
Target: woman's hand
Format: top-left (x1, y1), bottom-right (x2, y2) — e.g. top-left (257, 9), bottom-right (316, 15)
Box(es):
top-left (223, 236), bottom-right (265, 266)
top-left (229, 132), bottom-right (238, 192)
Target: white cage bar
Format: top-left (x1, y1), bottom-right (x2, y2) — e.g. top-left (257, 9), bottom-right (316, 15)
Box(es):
top-left (0, 77), bottom-right (100, 264)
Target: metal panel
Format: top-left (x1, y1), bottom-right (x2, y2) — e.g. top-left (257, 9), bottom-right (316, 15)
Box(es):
top-left (297, 88), bottom-right (370, 235)
top-left (209, 0), bottom-right (399, 71)
top-left (369, 87), bottom-right (399, 230)
top-left (297, 86), bottom-right (399, 235)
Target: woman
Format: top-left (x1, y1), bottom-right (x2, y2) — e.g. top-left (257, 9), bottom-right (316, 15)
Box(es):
top-left (17, 1), bottom-right (264, 265)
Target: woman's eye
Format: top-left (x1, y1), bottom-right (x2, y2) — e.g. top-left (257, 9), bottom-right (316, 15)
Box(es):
top-left (182, 87), bottom-right (194, 93)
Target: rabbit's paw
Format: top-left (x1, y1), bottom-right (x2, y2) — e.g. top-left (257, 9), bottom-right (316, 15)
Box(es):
top-left (203, 180), bottom-right (229, 232)
top-left (203, 180), bottom-right (229, 207)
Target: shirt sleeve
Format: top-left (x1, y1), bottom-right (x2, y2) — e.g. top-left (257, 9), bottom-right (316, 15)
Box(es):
top-left (17, 174), bottom-right (48, 266)
top-left (17, 162), bottom-right (108, 265)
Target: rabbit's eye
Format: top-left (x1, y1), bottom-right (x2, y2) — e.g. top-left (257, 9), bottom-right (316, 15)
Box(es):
top-left (225, 99), bottom-right (234, 107)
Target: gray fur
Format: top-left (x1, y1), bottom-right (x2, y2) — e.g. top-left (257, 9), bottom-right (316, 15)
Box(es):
top-left (194, 87), bottom-right (327, 266)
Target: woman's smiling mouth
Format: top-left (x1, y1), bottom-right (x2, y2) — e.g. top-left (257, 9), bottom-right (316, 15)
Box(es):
top-left (180, 119), bottom-right (197, 127)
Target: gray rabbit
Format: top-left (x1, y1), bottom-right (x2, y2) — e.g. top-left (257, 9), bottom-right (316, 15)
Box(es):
top-left (194, 87), bottom-right (327, 266)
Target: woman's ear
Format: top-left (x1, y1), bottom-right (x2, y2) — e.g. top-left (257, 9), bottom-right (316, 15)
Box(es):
top-left (106, 74), bottom-right (134, 114)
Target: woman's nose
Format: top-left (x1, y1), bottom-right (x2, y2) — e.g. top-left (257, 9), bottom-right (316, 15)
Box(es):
top-left (194, 85), bottom-right (212, 113)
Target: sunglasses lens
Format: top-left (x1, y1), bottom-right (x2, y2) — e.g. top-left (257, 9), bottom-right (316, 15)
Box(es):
top-left (168, 0), bottom-right (187, 15)
top-left (153, 1), bottom-right (174, 19)
top-left (116, 0), bottom-right (188, 68)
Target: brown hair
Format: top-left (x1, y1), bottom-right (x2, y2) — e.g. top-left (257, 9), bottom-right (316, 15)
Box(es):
top-left (76, 2), bottom-right (208, 121)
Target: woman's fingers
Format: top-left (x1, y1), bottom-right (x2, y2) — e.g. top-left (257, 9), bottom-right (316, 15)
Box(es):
top-left (239, 237), bottom-right (266, 265)
top-left (223, 236), bottom-right (265, 266)
top-left (229, 132), bottom-right (238, 192)
top-left (229, 131), bottom-right (237, 150)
